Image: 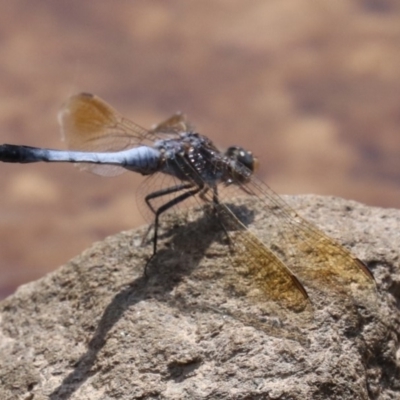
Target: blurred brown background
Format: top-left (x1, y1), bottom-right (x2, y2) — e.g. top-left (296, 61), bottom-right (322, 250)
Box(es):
top-left (0, 0), bottom-right (399, 299)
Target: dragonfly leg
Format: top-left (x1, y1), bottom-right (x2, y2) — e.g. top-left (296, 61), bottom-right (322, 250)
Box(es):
top-left (144, 184), bottom-right (203, 276)
top-left (198, 186), bottom-right (232, 248)
top-left (144, 183), bottom-right (195, 214)
top-left (141, 183), bottom-right (195, 246)
top-left (211, 187), bottom-right (233, 249)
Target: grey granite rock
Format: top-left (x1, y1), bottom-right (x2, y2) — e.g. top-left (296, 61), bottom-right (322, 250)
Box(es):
top-left (0, 195), bottom-right (399, 400)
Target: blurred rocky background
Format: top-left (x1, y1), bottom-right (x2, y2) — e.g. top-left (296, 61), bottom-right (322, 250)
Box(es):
top-left (0, 0), bottom-right (399, 299)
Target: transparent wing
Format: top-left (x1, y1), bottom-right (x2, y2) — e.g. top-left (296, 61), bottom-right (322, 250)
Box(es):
top-left (213, 200), bottom-right (310, 311)
top-left (150, 112), bottom-right (193, 135)
top-left (204, 162), bottom-right (375, 299)
top-left (59, 93), bottom-right (158, 151)
top-left (58, 93), bottom-right (163, 176)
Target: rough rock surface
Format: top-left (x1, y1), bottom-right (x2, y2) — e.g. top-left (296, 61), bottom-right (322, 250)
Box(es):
top-left (0, 195), bottom-right (399, 400)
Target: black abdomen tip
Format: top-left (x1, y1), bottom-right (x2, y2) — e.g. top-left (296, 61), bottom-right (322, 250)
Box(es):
top-left (0, 144), bottom-right (37, 163)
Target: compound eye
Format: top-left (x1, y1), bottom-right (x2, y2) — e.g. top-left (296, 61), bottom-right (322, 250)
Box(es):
top-left (226, 146), bottom-right (257, 172)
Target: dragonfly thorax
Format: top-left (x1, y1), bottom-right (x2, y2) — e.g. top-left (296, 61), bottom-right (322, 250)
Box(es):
top-left (155, 132), bottom-right (225, 187)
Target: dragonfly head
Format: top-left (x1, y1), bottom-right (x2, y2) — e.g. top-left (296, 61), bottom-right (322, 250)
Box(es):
top-left (225, 146), bottom-right (259, 173)
top-left (223, 146), bottom-right (259, 187)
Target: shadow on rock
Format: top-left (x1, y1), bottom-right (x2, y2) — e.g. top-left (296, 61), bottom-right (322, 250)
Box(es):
top-left (49, 205), bottom-right (250, 399)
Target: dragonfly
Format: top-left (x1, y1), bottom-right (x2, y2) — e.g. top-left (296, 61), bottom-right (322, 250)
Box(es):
top-left (0, 93), bottom-right (375, 311)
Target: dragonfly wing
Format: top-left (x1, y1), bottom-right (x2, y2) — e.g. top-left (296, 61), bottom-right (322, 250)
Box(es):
top-left (214, 200), bottom-right (310, 311)
top-left (150, 112), bottom-right (193, 135)
top-left (213, 164), bottom-right (375, 294)
top-left (58, 93), bottom-right (158, 176)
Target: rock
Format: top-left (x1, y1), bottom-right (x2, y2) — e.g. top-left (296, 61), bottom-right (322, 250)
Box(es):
top-left (0, 195), bottom-right (399, 400)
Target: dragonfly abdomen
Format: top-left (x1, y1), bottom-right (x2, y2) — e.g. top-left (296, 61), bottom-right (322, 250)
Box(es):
top-left (0, 143), bottom-right (161, 175)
